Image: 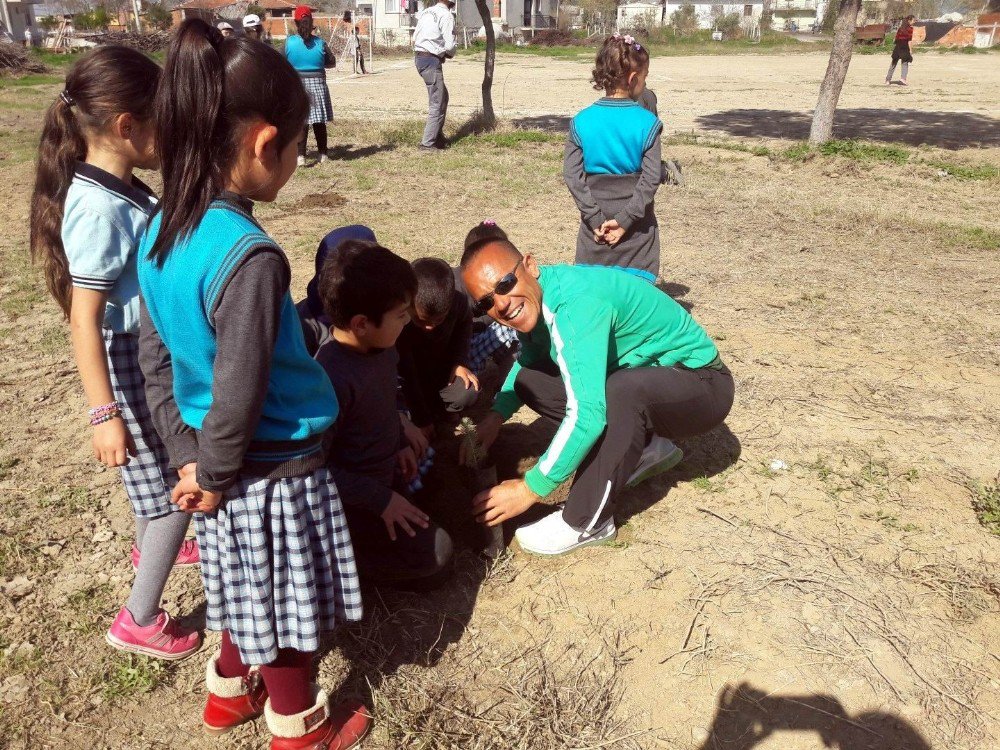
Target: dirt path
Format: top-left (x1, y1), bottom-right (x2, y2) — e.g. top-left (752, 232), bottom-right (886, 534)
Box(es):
top-left (329, 51), bottom-right (1000, 147)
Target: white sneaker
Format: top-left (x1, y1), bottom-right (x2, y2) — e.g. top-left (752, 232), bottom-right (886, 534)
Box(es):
top-left (514, 508), bottom-right (616, 556)
top-left (626, 436), bottom-right (683, 489)
top-left (319, 153), bottom-right (328, 164)
top-left (296, 156), bottom-right (306, 167)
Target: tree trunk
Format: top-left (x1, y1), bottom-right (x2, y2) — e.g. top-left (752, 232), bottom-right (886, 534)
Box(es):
top-left (473, 0), bottom-right (497, 127)
top-left (809, 0), bottom-right (862, 145)
top-left (761, 0), bottom-right (772, 32)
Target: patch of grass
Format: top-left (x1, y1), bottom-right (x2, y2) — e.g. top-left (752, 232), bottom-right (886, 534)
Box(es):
top-left (0, 456), bottom-right (19, 480)
top-left (101, 655), bottom-right (168, 703)
top-left (925, 161), bottom-right (1000, 182)
top-left (782, 142), bottom-right (813, 161)
top-left (37, 323), bottom-right (68, 356)
top-left (474, 129), bottom-right (562, 148)
top-left (0, 74), bottom-right (62, 89)
top-left (935, 223), bottom-right (1000, 251)
top-left (380, 120), bottom-right (425, 148)
top-left (666, 133), bottom-right (771, 156)
top-left (691, 475), bottom-right (723, 493)
top-left (818, 139), bottom-right (910, 164)
top-left (970, 480), bottom-right (1000, 537)
top-left (39, 485), bottom-right (89, 515)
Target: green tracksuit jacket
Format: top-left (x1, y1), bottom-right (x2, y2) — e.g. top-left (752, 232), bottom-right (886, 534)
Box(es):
top-left (492, 265), bottom-right (719, 497)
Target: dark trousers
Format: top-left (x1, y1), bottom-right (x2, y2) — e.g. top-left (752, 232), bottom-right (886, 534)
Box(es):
top-left (514, 364), bottom-right (735, 531)
top-left (299, 123), bottom-right (328, 157)
top-left (343, 503), bottom-right (453, 588)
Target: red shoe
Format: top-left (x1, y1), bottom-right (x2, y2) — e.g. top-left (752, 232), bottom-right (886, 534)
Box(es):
top-left (203, 653), bottom-right (268, 735)
top-left (105, 607), bottom-right (201, 661)
top-left (266, 689), bottom-right (372, 750)
top-left (131, 538), bottom-right (201, 571)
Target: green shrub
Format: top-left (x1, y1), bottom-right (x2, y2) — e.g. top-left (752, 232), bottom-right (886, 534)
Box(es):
top-left (670, 4), bottom-right (699, 36)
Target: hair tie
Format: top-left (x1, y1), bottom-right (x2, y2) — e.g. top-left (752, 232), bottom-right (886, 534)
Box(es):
top-left (59, 90), bottom-right (75, 107)
top-left (482, 219), bottom-right (497, 227)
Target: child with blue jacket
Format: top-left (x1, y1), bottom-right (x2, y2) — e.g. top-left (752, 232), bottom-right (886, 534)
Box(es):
top-left (564, 34), bottom-right (663, 282)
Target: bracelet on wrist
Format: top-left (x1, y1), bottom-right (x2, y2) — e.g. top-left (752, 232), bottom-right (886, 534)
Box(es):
top-left (90, 410), bottom-right (122, 426)
top-left (88, 401), bottom-right (121, 419)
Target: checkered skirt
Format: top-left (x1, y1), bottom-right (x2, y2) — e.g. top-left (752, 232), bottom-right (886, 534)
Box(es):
top-left (104, 331), bottom-right (177, 519)
top-left (301, 71), bottom-right (333, 124)
top-left (195, 467), bottom-right (362, 665)
top-left (469, 321), bottom-right (520, 375)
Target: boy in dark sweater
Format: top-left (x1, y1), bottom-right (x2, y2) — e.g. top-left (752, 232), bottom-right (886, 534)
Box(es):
top-left (396, 257), bottom-right (480, 439)
top-left (316, 240), bottom-right (453, 588)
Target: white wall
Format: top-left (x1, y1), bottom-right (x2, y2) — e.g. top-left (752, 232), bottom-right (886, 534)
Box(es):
top-left (618, 3), bottom-right (665, 28)
top-left (664, 2), bottom-right (763, 29)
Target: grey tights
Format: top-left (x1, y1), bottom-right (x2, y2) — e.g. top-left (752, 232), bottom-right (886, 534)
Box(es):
top-left (887, 61), bottom-right (909, 81)
top-left (127, 511), bottom-right (191, 626)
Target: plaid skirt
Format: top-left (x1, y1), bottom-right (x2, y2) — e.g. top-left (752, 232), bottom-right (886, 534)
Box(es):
top-left (469, 321), bottom-right (520, 375)
top-left (195, 467), bottom-right (362, 665)
top-left (104, 331), bottom-right (178, 519)
top-left (301, 71), bottom-right (333, 124)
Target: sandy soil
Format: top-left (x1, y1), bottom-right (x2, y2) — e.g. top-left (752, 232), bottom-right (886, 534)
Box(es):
top-left (1, 51), bottom-right (999, 750)
top-left (327, 51), bottom-right (1000, 147)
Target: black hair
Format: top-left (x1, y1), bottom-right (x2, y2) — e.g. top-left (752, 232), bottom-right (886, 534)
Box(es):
top-left (459, 237), bottom-right (522, 271)
top-left (463, 220), bottom-right (508, 250)
top-left (411, 257), bottom-right (455, 320)
top-left (148, 19), bottom-right (308, 264)
top-left (319, 240), bottom-right (417, 328)
top-left (30, 46), bottom-right (160, 316)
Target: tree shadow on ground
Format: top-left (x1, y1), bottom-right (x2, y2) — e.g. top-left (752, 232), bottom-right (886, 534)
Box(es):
top-left (327, 143), bottom-right (396, 161)
top-left (696, 682), bottom-right (933, 750)
top-left (450, 110), bottom-right (500, 145)
top-left (695, 108), bottom-right (1000, 149)
top-left (511, 114), bottom-right (571, 133)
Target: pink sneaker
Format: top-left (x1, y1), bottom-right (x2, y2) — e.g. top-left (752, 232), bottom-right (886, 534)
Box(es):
top-left (131, 538), bottom-right (201, 571)
top-left (105, 607), bottom-right (202, 661)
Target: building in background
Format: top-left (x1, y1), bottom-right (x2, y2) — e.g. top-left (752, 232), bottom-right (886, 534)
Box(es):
top-left (1, 0), bottom-right (41, 45)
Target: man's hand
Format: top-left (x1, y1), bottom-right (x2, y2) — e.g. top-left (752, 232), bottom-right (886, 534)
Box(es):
top-left (472, 479), bottom-right (538, 526)
top-left (397, 446), bottom-right (418, 483)
top-left (451, 365), bottom-right (480, 392)
top-left (171, 473), bottom-right (222, 514)
top-left (381, 492), bottom-right (430, 541)
top-left (458, 411), bottom-right (502, 467)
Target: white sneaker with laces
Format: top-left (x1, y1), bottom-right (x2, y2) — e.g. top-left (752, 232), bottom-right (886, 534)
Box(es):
top-left (296, 155), bottom-right (306, 167)
top-left (626, 436), bottom-right (683, 489)
top-left (514, 508), bottom-right (616, 556)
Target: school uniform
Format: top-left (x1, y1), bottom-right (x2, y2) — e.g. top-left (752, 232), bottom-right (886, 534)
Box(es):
top-left (284, 33), bottom-right (333, 124)
top-left (564, 98), bottom-right (663, 281)
top-left (315, 339), bottom-right (453, 585)
top-left (62, 162), bottom-right (175, 519)
top-left (396, 289), bottom-right (478, 428)
top-left (138, 193), bottom-right (361, 665)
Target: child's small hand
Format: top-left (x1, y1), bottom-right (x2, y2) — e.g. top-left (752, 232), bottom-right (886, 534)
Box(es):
top-left (599, 219), bottom-right (626, 247)
top-left (397, 446), bottom-right (418, 482)
top-left (178, 462), bottom-right (196, 479)
top-left (92, 419), bottom-right (137, 468)
top-left (400, 414), bottom-right (429, 459)
top-left (451, 365), bottom-right (480, 392)
top-left (419, 423), bottom-right (436, 442)
top-left (381, 492), bottom-right (430, 541)
top-left (171, 473), bottom-right (222, 514)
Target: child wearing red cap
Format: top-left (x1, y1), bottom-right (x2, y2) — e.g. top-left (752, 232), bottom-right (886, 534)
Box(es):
top-left (285, 5), bottom-right (335, 165)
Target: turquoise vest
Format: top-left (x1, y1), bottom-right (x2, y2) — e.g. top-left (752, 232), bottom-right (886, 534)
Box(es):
top-left (138, 199), bottom-right (336, 444)
top-left (570, 98), bottom-right (661, 175)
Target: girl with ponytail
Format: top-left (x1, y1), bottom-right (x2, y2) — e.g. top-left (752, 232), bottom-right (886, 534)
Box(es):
top-left (137, 20), bottom-right (369, 748)
top-left (29, 46), bottom-right (202, 662)
top-left (563, 34), bottom-right (664, 282)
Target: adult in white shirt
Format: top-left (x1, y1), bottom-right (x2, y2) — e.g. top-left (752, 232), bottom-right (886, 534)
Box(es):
top-left (413, 0), bottom-right (456, 150)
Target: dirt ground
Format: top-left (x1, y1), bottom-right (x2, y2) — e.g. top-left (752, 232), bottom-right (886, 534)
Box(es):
top-left (1, 51), bottom-right (999, 750)
top-left (329, 51), bottom-right (1000, 147)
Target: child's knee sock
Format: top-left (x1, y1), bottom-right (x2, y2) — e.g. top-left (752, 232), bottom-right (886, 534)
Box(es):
top-left (217, 630), bottom-right (251, 679)
top-left (314, 124), bottom-right (328, 154)
top-left (125, 511), bottom-right (190, 626)
top-left (134, 517), bottom-right (151, 551)
top-left (260, 649), bottom-right (314, 715)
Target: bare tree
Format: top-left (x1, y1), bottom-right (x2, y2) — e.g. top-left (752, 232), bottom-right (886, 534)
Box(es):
top-left (809, 0), bottom-right (863, 144)
top-left (472, 0), bottom-right (497, 127)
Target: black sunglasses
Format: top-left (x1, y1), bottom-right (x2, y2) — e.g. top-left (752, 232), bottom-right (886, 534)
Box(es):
top-left (472, 260), bottom-right (522, 317)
